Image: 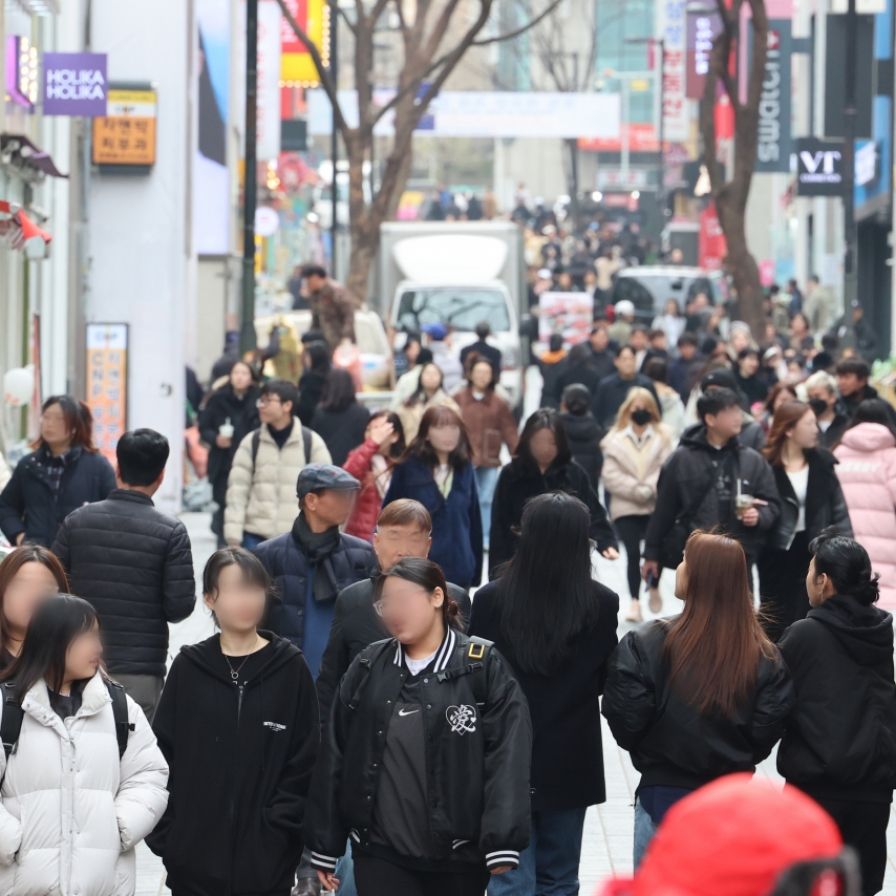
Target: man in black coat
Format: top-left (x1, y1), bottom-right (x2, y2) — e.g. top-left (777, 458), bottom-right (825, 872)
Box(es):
top-left (643, 388), bottom-right (780, 581)
top-left (593, 345), bottom-right (661, 429)
top-left (459, 321), bottom-right (502, 374)
top-left (585, 324), bottom-right (617, 380)
top-left (668, 333), bottom-right (705, 402)
top-left (52, 429), bottom-right (195, 720)
top-left (316, 499), bottom-right (472, 724)
top-left (836, 356), bottom-right (896, 428)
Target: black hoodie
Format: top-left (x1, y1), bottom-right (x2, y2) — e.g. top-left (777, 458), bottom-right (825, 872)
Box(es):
top-left (778, 595), bottom-right (896, 802)
top-left (147, 632), bottom-right (320, 896)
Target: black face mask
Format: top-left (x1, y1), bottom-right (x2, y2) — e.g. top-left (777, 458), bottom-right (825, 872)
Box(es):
top-left (631, 408), bottom-right (652, 426)
top-left (809, 398), bottom-right (829, 418)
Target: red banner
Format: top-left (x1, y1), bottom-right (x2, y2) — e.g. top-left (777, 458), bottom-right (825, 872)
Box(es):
top-left (699, 202), bottom-right (727, 271)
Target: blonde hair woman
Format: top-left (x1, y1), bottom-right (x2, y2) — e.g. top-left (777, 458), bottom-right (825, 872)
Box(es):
top-left (601, 387), bottom-right (674, 622)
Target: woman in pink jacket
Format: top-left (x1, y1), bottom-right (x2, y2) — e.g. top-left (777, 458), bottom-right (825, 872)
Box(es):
top-left (834, 398), bottom-right (896, 608)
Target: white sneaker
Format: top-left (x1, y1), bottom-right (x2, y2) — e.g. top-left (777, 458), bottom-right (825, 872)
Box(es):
top-left (625, 602), bottom-right (643, 623)
top-left (648, 587), bottom-right (662, 614)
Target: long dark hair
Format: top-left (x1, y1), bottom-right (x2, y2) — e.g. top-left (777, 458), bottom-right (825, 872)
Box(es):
top-left (0, 594), bottom-right (101, 704)
top-left (369, 409), bottom-right (406, 460)
top-left (514, 408), bottom-right (572, 471)
top-left (303, 341), bottom-right (332, 376)
top-left (406, 362), bottom-right (444, 408)
top-left (402, 405), bottom-right (472, 471)
top-left (375, 557), bottom-right (463, 631)
top-left (840, 398), bottom-right (896, 443)
top-left (32, 396), bottom-right (97, 452)
top-left (0, 546), bottom-right (68, 656)
top-left (496, 492), bottom-right (600, 675)
top-left (319, 368), bottom-right (357, 413)
top-left (809, 529), bottom-right (880, 605)
top-left (663, 531), bottom-right (777, 717)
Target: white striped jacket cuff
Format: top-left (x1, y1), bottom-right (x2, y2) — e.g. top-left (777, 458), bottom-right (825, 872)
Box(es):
top-left (310, 852), bottom-right (339, 872)
top-left (485, 849), bottom-right (520, 869)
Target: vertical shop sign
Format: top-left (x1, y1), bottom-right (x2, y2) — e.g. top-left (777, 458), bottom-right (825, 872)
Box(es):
top-left (658, 0), bottom-right (689, 141)
top-left (86, 324), bottom-right (128, 463)
top-left (755, 20), bottom-right (792, 173)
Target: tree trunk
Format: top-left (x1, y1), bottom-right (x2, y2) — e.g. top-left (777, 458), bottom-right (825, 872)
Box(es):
top-left (716, 193), bottom-right (765, 340)
top-left (564, 137), bottom-right (580, 224)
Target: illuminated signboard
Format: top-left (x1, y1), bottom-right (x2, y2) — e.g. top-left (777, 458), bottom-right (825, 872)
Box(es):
top-left (6, 35), bottom-right (38, 111)
top-left (92, 86), bottom-right (157, 168)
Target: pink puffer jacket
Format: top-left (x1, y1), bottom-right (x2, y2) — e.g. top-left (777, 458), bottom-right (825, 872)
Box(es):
top-left (834, 422), bottom-right (896, 608)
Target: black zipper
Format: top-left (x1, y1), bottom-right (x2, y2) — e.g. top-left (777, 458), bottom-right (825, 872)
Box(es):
top-left (229, 682), bottom-right (246, 822)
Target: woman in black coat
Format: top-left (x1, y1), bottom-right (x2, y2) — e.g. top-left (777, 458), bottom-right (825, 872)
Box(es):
top-left (489, 408), bottom-right (617, 575)
top-left (559, 383), bottom-right (604, 490)
top-left (311, 368), bottom-right (370, 466)
top-left (198, 361), bottom-right (260, 544)
top-left (296, 340), bottom-right (331, 426)
top-left (470, 492), bottom-right (618, 896)
top-left (758, 400), bottom-right (853, 641)
top-left (0, 395), bottom-right (115, 547)
top-left (778, 532), bottom-right (896, 896)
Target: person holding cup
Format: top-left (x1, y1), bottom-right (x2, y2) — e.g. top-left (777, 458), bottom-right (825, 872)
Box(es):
top-left (199, 361), bottom-right (261, 546)
top-left (758, 400), bottom-right (853, 641)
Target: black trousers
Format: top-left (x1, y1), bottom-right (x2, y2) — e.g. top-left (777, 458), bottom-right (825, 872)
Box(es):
top-left (758, 531), bottom-right (811, 641)
top-left (615, 514), bottom-right (650, 599)
top-left (354, 854), bottom-right (489, 896)
top-left (813, 798), bottom-right (891, 896)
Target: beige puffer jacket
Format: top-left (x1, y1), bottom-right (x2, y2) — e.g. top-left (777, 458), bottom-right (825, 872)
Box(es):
top-left (224, 422), bottom-right (331, 544)
top-left (0, 673), bottom-right (169, 896)
top-left (601, 424), bottom-right (675, 521)
top-left (396, 391), bottom-right (461, 444)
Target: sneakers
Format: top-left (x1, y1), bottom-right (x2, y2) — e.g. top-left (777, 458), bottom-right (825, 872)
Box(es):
top-left (625, 601), bottom-right (643, 623)
top-left (648, 586), bottom-right (662, 615)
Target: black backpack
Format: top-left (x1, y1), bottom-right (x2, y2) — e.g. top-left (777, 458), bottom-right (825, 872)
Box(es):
top-left (0, 678), bottom-right (131, 761)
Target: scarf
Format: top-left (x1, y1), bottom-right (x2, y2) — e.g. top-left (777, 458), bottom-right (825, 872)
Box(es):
top-left (291, 512), bottom-right (342, 603)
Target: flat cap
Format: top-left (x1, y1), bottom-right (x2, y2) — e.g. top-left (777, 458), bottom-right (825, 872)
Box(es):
top-left (296, 463), bottom-right (360, 498)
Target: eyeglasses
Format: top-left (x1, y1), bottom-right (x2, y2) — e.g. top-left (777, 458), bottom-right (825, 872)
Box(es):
top-left (373, 587), bottom-right (431, 616)
top-left (256, 397), bottom-right (282, 408)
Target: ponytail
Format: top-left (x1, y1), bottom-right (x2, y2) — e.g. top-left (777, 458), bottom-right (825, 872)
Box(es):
top-left (809, 529), bottom-right (880, 605)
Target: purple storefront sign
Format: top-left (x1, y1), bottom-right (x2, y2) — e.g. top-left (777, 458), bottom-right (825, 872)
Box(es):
top-left (686, 11), bottom-right (724, 99)
top-left (43, 52), bottom-right (107, 116)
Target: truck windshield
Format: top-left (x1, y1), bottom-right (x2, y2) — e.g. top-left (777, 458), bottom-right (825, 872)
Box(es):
top-left (396, 287), bottom-right (510, 332)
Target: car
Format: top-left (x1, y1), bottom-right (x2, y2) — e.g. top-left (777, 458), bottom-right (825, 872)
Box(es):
top-left (254, 309), bottom-right (394, 400)
top-left (608, 266), bottom-right (727, 323)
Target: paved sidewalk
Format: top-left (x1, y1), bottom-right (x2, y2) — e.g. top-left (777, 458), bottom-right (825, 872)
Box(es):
top-left (136, 506), bottom-right (896, 895)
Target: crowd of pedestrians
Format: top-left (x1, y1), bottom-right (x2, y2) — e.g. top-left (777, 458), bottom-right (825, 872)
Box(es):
top-left (3, 271), bottom-right (896, 896)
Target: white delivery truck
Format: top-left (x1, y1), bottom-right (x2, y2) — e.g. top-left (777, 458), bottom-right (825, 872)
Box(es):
top-left (377, 221), bottom-right (527, 409)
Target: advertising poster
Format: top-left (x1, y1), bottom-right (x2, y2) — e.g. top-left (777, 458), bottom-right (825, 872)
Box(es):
top-left (86, 324), bottom-right (128, 463)
top-left (92, 87), bottom-right (157, 166)
top-left (281, 0), bottom-right (326, 85)
top-left (538, 292), bottom-right (594, 345)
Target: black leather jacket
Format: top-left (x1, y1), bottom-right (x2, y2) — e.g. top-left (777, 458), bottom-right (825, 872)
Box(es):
top-left (603, 620), bottom-right (794, 791)
top-left (305, 629), bottom-right (532, 871)
top-left (766, 448), bottom-right (852, 551)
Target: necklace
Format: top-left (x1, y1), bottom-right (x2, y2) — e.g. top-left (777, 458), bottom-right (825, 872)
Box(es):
top-left (222, 635), bottom-right (260, 681)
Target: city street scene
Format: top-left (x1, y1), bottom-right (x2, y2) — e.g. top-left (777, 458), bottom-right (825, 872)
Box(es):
top-left (0, 0), bottom-right (895, 894)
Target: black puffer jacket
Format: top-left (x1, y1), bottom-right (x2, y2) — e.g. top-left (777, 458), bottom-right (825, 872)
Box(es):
top-left (489, 458), bottom-right (617, 573)
top-left (644, 424), bottom-right (781, 562)
top-left (316, 576), bottom-right (472, 725)
top-left (777, 595), bottom-right (896, 802)
top-left (602, 620), bottom-right (794, 791)
top-left (766, 448), bottom-right (852, 551)
top-left (198, 383), bottom-right (260, 486)
top-left (0, 446), bottom-right (116, 547)
top-left (305, 628), bottom-right (532, 872)
top-left (52, 489), bottom-right (196, 677)
top-left (560, 411), bottom-right (604, 490)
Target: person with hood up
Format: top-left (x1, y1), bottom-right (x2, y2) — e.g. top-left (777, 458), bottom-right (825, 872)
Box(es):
top-left (642, 388), bottom-right (780, 584)
top-left (603, 532), bottom-right (794, 867)
top-left (778, 532), bottom-right (896, 896)
top-left (148, 547), bottom-right (320, 896)
top-left (601, 388), bottom-right (675, 622)
top-left (0, 594), bottom-right (169, 896)
top-left (559, 383), bottom-right (604, 490)
top-left (834, 399), bottom-right (896, 608)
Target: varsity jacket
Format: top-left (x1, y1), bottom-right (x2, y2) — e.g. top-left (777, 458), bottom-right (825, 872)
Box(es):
top-left (305, 629), bottom-right (532, 872)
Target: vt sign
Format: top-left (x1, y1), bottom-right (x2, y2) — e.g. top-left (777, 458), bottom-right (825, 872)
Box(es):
top-left (795, 138), bottom-right (845, 196)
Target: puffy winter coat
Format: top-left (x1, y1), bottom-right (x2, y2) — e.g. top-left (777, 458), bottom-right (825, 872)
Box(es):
top-left (601, 424), bottom-right (675, 521)
top-left (396, 391), bottom-right (461, 445)
top-left (342, 439), bottom-right (393, 543)
top-left (455, 389), bottom-right (519, 468)
top-left (602, 621), bottom-right (794, 792)
top-left (224, 421), bottom-right (332, 544)
top-left (0, 446), bottom-right (116, 547)
top-left (52, 490), bottom-right (196, 678)
top-left (0, 673), bottom-right (169, 896)
top-left (198, 383), bottom-right (260, 487)
top-left (834, 422), bottom-right (896, 608)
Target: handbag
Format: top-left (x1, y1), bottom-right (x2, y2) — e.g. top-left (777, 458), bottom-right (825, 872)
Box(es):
top-left (659, 472), bottom-right (716, 569)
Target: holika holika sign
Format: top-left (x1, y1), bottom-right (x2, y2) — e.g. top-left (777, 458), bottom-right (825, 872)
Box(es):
top-left (43, 52), bottom-right (108, 117)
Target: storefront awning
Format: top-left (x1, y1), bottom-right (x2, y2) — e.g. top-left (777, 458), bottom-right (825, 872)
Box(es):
top-left (0, 134), bottom-right (68, 181)
top-left (0, 200), bottom-right (52, 258)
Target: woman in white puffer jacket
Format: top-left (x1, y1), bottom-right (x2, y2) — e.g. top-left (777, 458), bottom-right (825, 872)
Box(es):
top-left (0, 594), bottom-right (169, 896)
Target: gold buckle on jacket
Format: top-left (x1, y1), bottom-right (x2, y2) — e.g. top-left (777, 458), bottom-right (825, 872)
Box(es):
top-left (468, 643), bottom-right (485, 659)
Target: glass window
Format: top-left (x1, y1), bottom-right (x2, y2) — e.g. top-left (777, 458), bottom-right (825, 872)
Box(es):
top-left (397, 288), bottom-right (511, 332)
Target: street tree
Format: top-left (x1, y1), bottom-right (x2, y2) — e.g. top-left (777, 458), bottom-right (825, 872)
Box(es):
top-left (276, 0), bottom-right (562, 305)
top-left (699, 0), bottom-right (769, 341)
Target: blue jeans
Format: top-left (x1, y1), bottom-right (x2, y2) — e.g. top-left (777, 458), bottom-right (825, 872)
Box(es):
top-left (475, 466), bottom-right (500, 550)
top-left (335, 842), bottom-right (356, 896)
top-left (241, 532), bottom-right (266, 550)
top-left (633, 799), bottom-right (658, 869)
top-left (488, 807), bottom-right (587, 896)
